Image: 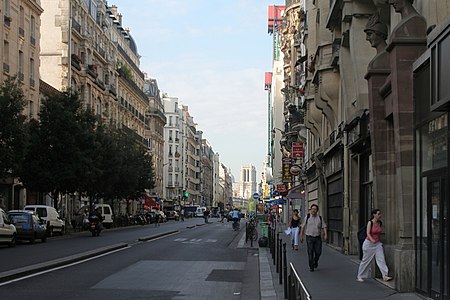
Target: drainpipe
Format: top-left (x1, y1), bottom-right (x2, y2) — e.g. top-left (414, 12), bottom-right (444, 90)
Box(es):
top-left (343, 129), bottom-right (350, 254)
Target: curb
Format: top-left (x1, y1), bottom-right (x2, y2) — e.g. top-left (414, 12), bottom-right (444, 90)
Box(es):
top-left (0, 243), bottom-right (128, 283)
top-left (138, 230), bottom-right (179, 241)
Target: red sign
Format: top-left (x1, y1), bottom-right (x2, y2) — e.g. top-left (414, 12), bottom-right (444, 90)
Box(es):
top-left (276, 184), bottom-right (286, 192)
top-left (292, 142), bottom-right (304, 158)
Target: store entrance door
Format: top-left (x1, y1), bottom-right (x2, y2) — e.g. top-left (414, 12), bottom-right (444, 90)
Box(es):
top-left (428, 175), bottom-right (448, 300)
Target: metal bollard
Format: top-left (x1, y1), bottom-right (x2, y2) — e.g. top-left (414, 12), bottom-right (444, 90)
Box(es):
top-left (268, 225), bottom-right (272, 254)
top-left (283, 243), bottom-right (287, 297)
top-left (272, 228), bottom-right (276, 263)
top-left (245, 222), bottom-right (248, 243)
top-left (279, 240), bottom-right (283, 284)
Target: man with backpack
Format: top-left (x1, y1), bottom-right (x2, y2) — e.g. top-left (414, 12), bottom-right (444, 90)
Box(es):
top-left (300, 204), bottom-right (328, 272)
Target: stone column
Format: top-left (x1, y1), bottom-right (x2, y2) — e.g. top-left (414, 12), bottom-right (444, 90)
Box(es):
top-left (383, 1), bottom-right (427, 291)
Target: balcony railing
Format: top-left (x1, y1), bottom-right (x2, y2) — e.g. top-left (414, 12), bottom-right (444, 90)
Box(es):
top-left (117, 44), bottom-right (145, 80)
top-left (71, 54), bottom-right (82, 71)
top-left (72, 18), bottom-right (81, 34)
top-left (4, 15), bottom-right (11, 27)
top-left (109, 84), bottom-right (117, 96)
top-left (30, 78), bottom-right (35, 87)
top-left (30, 36), bottom-right (36, 46)
top-left (117, 68), bottom-right (148, 103)
top-left (3, 63), bottom-right (9, 73)
top-left (19, 27), bottom-right (25, 38)
top-left (87, 64), bottom-right (98, 78)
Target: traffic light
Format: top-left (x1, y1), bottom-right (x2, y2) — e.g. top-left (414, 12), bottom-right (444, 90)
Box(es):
top-left (184, 191), bottom-right (189, 198)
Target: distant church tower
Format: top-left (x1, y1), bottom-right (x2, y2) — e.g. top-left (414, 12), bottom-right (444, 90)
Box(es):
top-left (239, 164), bottom-right (257, 199)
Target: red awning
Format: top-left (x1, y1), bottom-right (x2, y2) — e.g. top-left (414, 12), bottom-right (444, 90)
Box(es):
top-left (144, 195), bottom-right (160, 208)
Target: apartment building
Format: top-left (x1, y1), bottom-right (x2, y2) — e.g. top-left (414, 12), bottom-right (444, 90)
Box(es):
top-left (162, 95), bottom-right (182, 203)
top-left (144, 77), bottom-right (166, 197)
top-left (0, 0), bottom-right (43, 210)
top-left (201, 139), bottom-right (214, 208)
top-left (272, 0), bottom-right (450, 296)
top-left (1, 0), bottom-right (43, 119)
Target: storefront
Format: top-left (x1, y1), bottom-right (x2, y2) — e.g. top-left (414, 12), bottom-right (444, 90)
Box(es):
top-left (413, 22), bottom-right (449, 300)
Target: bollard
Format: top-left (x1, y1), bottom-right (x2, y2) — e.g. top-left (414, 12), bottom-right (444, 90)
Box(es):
top-left (245, 222), bottom-right (248, 243)
top-left (287, 273), bottom-right (292, 300)
top-left (279, 240), bottom-right (283, 284)
top-left (277, 236), bottom-right (282, 274)
top-left (272, 227), bottom-right (276, 263)
top-left (276, 233), bottom-right (280, 270)
top-left (283, 243), bottom-right (288, 296)
top-left (268, 225), bottom-right (272, 255)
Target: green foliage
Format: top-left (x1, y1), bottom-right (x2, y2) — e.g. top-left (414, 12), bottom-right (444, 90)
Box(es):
top-left (20, 89), bottom-right (155, 204)
top-left (0, 78), bottom-right (26, 178)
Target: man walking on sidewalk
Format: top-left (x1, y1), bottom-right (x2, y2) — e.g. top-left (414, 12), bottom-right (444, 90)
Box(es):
top-left (300, 204), bottom-right (328, 272)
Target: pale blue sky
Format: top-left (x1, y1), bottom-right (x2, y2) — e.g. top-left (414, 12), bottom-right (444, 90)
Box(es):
top-left (111, 0), bottom-right (284, 180)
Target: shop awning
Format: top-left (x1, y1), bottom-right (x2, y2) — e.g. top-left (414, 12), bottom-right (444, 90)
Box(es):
top-left (287, 184), bottom-right (305, 199)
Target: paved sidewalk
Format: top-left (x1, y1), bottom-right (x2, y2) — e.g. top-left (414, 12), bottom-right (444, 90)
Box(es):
top-left (261, 227), bottom-right (426, 300)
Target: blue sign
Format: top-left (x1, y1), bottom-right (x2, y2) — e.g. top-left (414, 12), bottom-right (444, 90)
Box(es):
top-left (253, 193), bottom-right (259, 200)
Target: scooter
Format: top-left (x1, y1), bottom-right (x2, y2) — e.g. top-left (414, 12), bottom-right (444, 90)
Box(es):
top-left (88, 215), bottom-right (102, 237)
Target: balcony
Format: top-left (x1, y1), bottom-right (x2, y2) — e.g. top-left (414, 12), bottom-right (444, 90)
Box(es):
top-left (72, 18), bottom-right (81, 34)
top-left (30, 36), bottom-right (36, 46)
top-left (87, 64), bottom-right (98, 78)
top-left (29, 78), bottom-right (35, 88)
top-left (117, 68), bottom-right (148, 103)
top-left (19, 27), bottom-right (24, 38)
top-left (117, 44), bottom-right (145, 80)
top-left (71, 54), bottom-right (82, 71)
top-left (95, 79), bottom-right (106, 90)
top-left (109, 84), bottom-right (117, 96)
top-left (4, 15), bottom-right (11, 27)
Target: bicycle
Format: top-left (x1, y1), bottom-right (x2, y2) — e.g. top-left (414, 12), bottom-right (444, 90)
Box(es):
top-left (246, 216), bottom-right (258, 242)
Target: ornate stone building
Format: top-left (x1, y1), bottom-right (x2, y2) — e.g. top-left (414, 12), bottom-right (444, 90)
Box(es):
top-left (273, 0), bottom-right (450, 296)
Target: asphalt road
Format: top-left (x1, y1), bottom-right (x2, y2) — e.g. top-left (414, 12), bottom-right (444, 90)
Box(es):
top-left (0, 218), bottom-right (259, 299)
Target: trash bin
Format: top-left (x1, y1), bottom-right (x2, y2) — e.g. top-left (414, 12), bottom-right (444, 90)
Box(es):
top-left (259, 222), bottom-right (269, 238)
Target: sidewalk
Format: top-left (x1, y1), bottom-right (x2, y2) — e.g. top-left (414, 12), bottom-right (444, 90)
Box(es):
top-left (259, 227), bottom-right (426, 300)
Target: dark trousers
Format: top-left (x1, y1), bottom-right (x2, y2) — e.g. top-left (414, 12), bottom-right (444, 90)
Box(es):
top-left (306, 235), bottom-right (322, 269)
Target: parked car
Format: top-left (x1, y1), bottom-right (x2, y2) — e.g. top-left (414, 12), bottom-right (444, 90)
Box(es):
top-left (23, 205), bottom-right (65, 236)
top-left (7, 210), bottom-right (47, 244)
top-left (166, 211), bottom-right (179, 221)
top-left (0, 208), bottom-right (16, 247)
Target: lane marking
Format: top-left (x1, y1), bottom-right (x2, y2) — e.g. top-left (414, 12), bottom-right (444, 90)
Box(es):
top-left (0, 246), bottom-right (131, 287)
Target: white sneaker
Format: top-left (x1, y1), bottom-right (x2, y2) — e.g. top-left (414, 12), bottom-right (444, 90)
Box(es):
top-left (383, 275), bottom-right (392, 282)
top-left (356, 278), bottom-right (364, 282)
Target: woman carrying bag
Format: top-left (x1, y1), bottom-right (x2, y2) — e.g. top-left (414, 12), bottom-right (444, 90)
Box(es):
top-left (356, 209), bottom-right (392, 282)
top-left (289, 209), bottom-right (301, 250)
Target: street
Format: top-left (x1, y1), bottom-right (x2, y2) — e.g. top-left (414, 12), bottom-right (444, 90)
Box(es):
top-left (0, 218), bottom-right (259, 300)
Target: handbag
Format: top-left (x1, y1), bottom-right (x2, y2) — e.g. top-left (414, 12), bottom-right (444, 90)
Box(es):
top-left (284, 227), bottom-right (292, 235)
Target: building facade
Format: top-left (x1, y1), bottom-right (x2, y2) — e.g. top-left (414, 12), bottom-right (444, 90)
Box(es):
top-left (271, 0), bottom-right (450, 297)
top-left (0, 0), bottom-right (43, 210)
top-left (239, 164), bottom-right (257, 199)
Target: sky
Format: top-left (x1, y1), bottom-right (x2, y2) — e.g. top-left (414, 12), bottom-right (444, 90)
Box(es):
top-left (111, 0), bottom-right (284, 180)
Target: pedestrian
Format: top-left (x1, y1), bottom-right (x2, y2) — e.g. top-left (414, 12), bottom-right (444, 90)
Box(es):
top-left (300, 204), bottom-right (328, 272)
top-left (155, 209), bottom-right (160, 227)
top-left (289, 209), bottom-right (301, 250)
top-left (180, 207), bottom-right (185, 221)
top-left (203, 208), bottom-right (209, 224)
top-left (356, 209), bottom-right (392, 282)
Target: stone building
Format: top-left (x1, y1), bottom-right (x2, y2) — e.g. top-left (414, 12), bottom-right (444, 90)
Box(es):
top-left (144, 77), bottom-right (166, 198)
top-left (272, 0), bottom-right (450, 297)
top-left (201, 139), bottom-right (214, 208)
top-left (0, 0), bottom-right (43, 210)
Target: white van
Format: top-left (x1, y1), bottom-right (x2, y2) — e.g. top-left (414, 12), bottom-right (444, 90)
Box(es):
top-left (195, 207), bottom-right (206, 217)
top-left (24, 205), bottom-right (65, 236)
top-left (0, 208), bottom-right (16, 247)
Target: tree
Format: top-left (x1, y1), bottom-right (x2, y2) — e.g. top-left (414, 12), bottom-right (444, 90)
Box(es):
top-left (21, 90), bottom-right (95, 207)
top-left (0, 78), bottom-right (26, 179)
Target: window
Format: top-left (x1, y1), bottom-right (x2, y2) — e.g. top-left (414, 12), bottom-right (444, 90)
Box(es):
top-left (3, 40), bottom-right (9, 73)
top-left (3, 0), bottom-right (10, 16)
top-left (18, 51), bottom-right (24, 81)
top-left (19, 7), bottom-right (25, 37)
top-left (30, 15), bottom-right (36, 45)
top-left (169, 116), bottom-right (173, 126)
top-left (29, 58), bottom-right (35, 87)
top-left (29, 100), bottom-right (34, 119)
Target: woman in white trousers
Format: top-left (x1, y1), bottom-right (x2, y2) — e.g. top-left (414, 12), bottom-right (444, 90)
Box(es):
top-left (356, 209), bottom-right (392, 282)
top-left (289, 209), bottom-right (300, 250)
